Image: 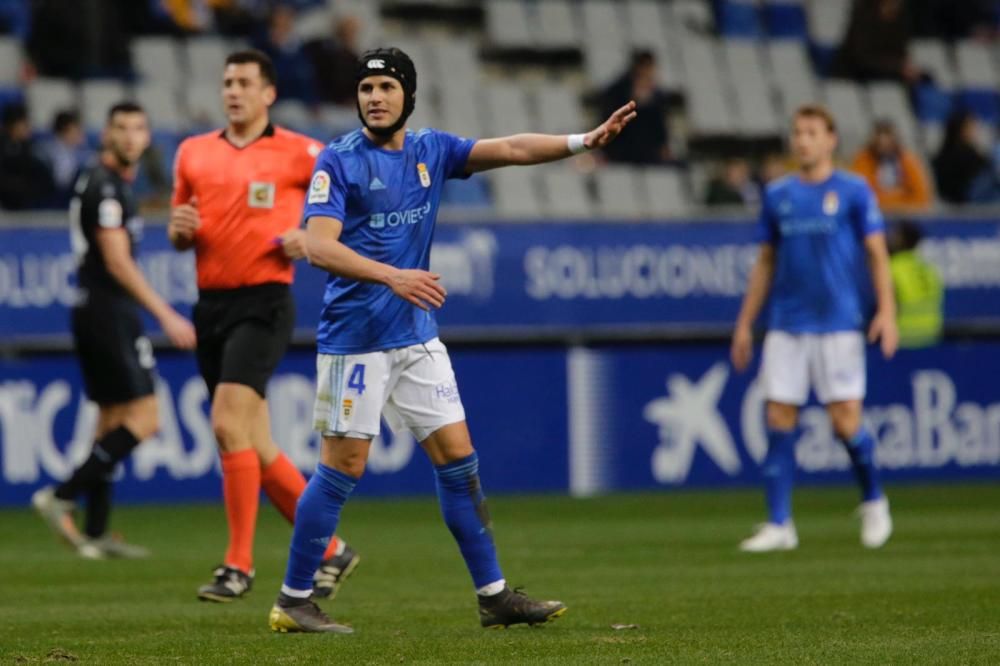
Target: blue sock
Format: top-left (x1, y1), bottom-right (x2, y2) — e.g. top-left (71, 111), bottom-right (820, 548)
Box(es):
top-left (434, 453), bottom-right (504, 590)
top-left (282, 463), bottom-right (357, 593)
top-left (841, 427), bottom-right (883, 502)
top-left (762, 429), bottom-right (797, 525)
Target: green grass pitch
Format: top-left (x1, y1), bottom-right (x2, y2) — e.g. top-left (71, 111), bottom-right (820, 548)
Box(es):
top-left (2, 484), bottom-right (999, 664)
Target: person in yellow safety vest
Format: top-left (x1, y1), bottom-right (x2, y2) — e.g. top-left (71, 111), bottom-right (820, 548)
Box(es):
top-left (887, 220), bottom-right (944, 348)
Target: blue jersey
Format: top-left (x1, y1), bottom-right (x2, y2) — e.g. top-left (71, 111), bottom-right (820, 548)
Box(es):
top-left (758, 170), bottom-right (885, 333)
top-left (304, 128), bottom-right (475, 354)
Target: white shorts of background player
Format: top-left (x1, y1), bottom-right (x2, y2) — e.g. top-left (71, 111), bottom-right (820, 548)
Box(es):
top-left (759, 331), bottom-right (866, 406)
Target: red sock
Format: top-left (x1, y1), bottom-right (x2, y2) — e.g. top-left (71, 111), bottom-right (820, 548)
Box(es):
top-left (260, 452), bottom-right (343, 560)
top-left (220, 449), bottom-right (260, 573)
top-left (261, 452), bottom-right (306, 523)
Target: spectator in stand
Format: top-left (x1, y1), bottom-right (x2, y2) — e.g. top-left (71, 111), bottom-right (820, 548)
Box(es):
top-left (38, 110), bottom-right (92, 206)
top-left (887, 220), bottom-right (943, 349)
top-left (851, 119), bottom-right (933, 213)
top-left (303, 14), bottom-right (362, 107)
top-left (0, 104), bottom-right (54, 210)
top-left (253, 4), bottom-right (316, 104)
top-left (932, 111), bottom-right (998, 204)
top-left (599, 50), bottom-right (671, 165)
top-left (759, 153), bottom-right (790, 185)
top-left (705, 157), bottom-right (760, 208)
top-left (831, 0), bottom-right (922, 85)
top-left (26, 0), bottom-right (131, 79)
top-left (913, 0), bottom-right (999, 40)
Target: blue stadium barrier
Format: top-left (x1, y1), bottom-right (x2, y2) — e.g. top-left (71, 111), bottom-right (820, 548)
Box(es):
top-left (1, 341), bottom-right (998, 506)
top-left (2, 219), bottom-right (999, 345)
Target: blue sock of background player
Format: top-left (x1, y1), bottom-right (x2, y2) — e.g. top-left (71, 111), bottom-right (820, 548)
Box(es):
top-left (763, 429), bottom-right (797, 525)
top-left (281, 452), bottom-right (503, 598)
top-left (840, 427), bottom-right (883, 502)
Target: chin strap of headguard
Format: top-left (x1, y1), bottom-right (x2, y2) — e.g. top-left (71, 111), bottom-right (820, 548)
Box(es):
top-left (355, 47), bottom-right (417, 137)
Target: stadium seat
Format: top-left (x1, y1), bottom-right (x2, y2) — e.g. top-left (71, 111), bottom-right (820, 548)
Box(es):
top-left (541, 167), bottom-right (594, 219)
top-left (133, 37), bottom-right (183, 87)
top-left (867, 82), bottom-right (919, 148)
top-left (955, 40), bottom-right (998, 89)
top-left (912, 40), bottom-right (957, 91)
top-left (806, 0), bottom-right (850, 47)
top-left (821, 80), bottom-right (870, 157)
top-left (581, 0), bottom-right (627, 53)
top-left (678, 34), bottom-right (735, 136)
top-left (438, 81), bottom-right (484, 139)
top-left (586, 46), bottom-right (629, 89)
top-left (485, 0), bottom-right (533, 49)
top-left (135, 82), bottom-right (185, 133)
top-left (921, 122), bottom-right (944, 156)
top-left (0, 35), bottom-right (20, 86)
top-left (762, 0), bottom-right (809, 40)
top-left (643, 167), bottom-right (691, 218)
top-left (80, 80), bottom-right (129, 132)
top-left (293, 5), bottom-right (333, 42)
top-left (723, 42), bottom-right (782, 136)
top-left (625, 0), bottom-right (668, 49)
top-left (270, 100), bottom-right (312, 133)
top-left (26, 78), bottom-right (76, 130)
top-left (767, 41), bottom-right (820, 119)
top-left (717, 0), bottom-right (764, 39)
top-left (427, 39), bottom-right (480, 88)
top-left (185, 82), bottom-right (227, 129)
top-left (490, 167), bottom-right (543, 218)
top-left (595, 165), bottom-right (649, 218)
top-left (185, 38), bottom-right (231, 85)
top-left (535, 0), bottom-right (580, 49)
top-left (670, 0), bottom-right (715, 34)
top-left (535, 82), bottom-right (584, 136)
top-left (483, 82), bottom-right (534, 137)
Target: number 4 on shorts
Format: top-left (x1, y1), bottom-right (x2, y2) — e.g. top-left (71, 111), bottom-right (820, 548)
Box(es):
top-left (348, 363), bottom-right (366, 395)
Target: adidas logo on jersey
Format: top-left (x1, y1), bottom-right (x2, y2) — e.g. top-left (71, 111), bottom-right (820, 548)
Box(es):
top-left (370, 177), bottom-right (386, 191)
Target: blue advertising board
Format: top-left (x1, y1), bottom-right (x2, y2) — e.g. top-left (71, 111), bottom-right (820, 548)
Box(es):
top-left (2, 219), bottom-right (999, 343)
top-left (1, 341), bottom-right (997, 506)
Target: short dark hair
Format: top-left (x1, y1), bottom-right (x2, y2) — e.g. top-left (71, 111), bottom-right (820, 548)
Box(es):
top-left (53, 109), bottom-right (80, 134)
top-left (225, 49), bottom-right (277, 87)
top-left (794, 104), bottom-right (837, 134)
top-left (107, 101), bottom-right (145, 124)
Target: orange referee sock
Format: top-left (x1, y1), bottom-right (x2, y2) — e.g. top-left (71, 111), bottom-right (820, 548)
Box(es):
top-left (221, 449), bottom-right (260, 574)
top-left (261, 451), bottom-right (342, 561)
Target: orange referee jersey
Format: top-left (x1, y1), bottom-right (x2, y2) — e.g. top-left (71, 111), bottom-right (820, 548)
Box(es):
top-left (172, 124), bottom-right (323, 290)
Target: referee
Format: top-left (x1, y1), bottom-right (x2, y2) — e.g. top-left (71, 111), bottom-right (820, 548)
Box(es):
top-left (170, 49), bottom-right (357, 602)
top-left (33, 102), bottom-right (196, 559)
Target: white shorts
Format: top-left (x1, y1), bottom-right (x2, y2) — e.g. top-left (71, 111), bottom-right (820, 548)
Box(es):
top-left (313, 337), bottom-right (466, 441)
top-left (759, 331), bottom-right (866, 406)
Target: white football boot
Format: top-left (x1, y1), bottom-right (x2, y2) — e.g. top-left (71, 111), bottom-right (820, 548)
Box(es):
top-left (739, 522), bottom-right (799, 552)
top-left (858, 496), bottom-right (892, 549)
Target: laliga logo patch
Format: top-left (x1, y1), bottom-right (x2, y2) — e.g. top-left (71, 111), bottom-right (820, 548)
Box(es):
top-left (823, 191), bottom-right (839, 216)
top-left (342, 398), bottom-right (353, 418)
top-left (367, 58), bottom-right (385, 69)
top-left (417, 163), bottom-right (431, 188)
top-left (308, 170), bottom-right (331, 204)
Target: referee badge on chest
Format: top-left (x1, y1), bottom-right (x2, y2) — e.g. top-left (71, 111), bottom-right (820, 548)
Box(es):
top-left (248, 181), bottom-right (276, 208)
top-left (823, 191), bottom-right (839, 216)
top-left (417, 162), bottom-right (431, 188)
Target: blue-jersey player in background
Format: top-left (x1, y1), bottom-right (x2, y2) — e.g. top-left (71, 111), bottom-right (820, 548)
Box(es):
top-left (731, 105), bottom-right (898, 553)
top-left (268, 47), bottom-right (637, 633)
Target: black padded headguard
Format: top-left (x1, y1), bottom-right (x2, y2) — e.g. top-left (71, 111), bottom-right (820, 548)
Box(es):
top-left (355, 47), bottom-right (417, 136)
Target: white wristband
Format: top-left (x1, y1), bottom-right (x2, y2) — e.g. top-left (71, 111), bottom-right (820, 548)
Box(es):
top-left (567, 133), bottom-right (588, 154)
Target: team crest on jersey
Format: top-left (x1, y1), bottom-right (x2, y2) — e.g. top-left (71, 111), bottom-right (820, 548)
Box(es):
top-left (417, 163), bottom-right (431, 188)
top-left (309, 170), bottom-right (331, 204)
top-left (823, 191), bottom-right (839, 216)
top-left (248, 182), bottom-right (275, 208)
top-left (342, 398), bottom-right (353, 418)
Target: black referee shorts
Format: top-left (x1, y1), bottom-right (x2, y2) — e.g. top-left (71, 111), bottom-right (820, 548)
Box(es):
top-left (72, 296), bottom-right (156, 406)
top-left (193, 282), bottom-right (295, 399)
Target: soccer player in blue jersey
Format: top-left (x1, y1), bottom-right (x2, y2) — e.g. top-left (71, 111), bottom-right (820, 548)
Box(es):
top-left (267, 48), bottom-right (637, 633)
top-left (731, 105), bottom-right (898, 553)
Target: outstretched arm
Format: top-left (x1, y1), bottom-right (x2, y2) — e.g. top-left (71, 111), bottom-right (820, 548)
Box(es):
top-left (305, 216), bottom-right (447, 311)
top-left (464, 101), bottom-right (637, 173)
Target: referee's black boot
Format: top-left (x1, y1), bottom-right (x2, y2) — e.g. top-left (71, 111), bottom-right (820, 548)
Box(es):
top-left (478, 586), bottom-right (567, 628)
top-left (197, 565), bottom-right (254, 602)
